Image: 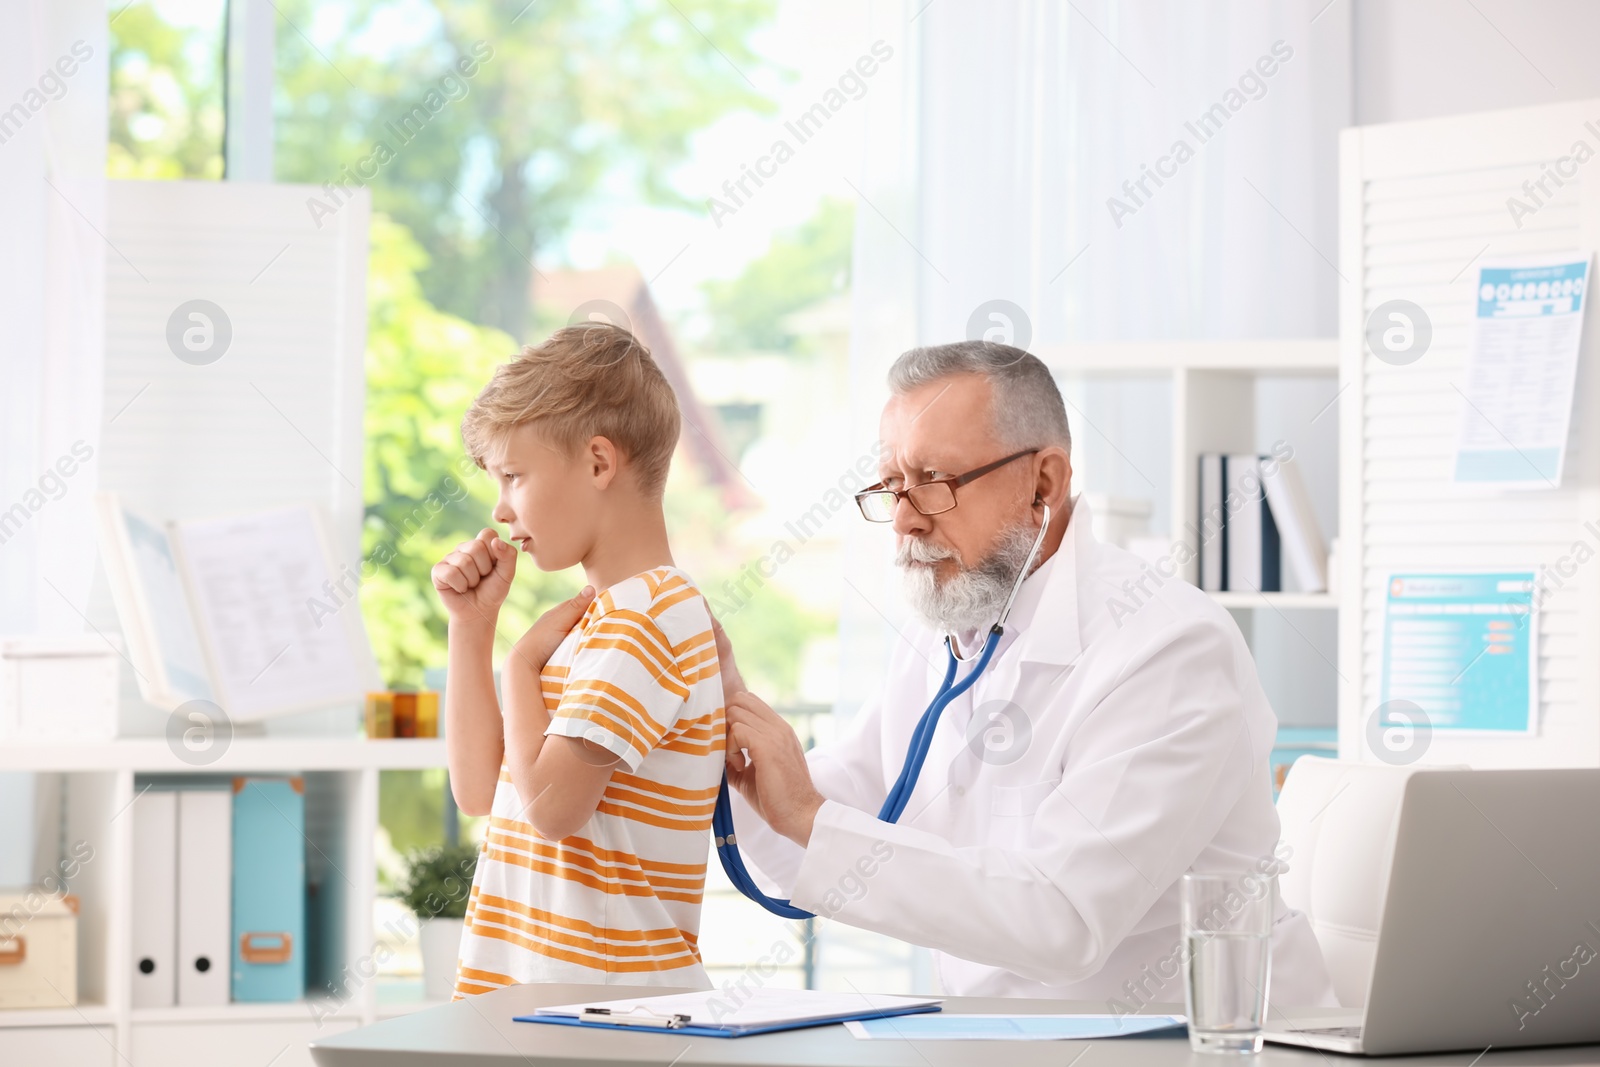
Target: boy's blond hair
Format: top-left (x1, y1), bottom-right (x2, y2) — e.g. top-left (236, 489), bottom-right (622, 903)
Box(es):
top-left (461, 323), bottom-right (681, 499)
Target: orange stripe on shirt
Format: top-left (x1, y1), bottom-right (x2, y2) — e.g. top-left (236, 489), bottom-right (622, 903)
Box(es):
top-left (644, 570), bottom-right (689, 600)
top-left (577, 637), bottom-right (690, 698)
top-left (595, 799), bottom-right (715, 833)
top-left (608, 770), bottom-right (720, 802)
top-left (586, 610), bottom-right (676, 667)
top-left (466, 918), bottom-right (701, 973)
top-left (484, 829), bottom-right (706, 892)
top-left (602, 780), bottom-right (716, 820)
top-left (457, 965), bottom-right (515, 987)
top-left (648, 584), bottom-right (699, 618)
top-left (487, 819), bottom-right (708, 875)
top-left (662, 710), bottom-right (723, 741)
top-left (471, 891), bottom-right (697, 950)
top-left (468, 908), bottom-right (699, 965)
top-left (659, 736), bottom-right (726, 757)
top-left (481, 845), bottom-right (704, 904)
top-left (682, 662), bottom-right (720, 686)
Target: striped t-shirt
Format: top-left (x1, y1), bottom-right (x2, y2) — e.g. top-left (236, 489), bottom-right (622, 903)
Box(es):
top-left (454, 566), bottom-right (725, 995)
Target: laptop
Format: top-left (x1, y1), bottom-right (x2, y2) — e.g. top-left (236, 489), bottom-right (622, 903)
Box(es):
top-left (1265, 768), bottom-right (1600, 1056)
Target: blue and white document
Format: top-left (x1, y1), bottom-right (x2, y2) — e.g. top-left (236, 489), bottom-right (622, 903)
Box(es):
top-left (1380, 572), bottom-right (1538, 734)
top-left (846, 1013), bottom-right (1187, 1041)
top-left (1455, 253), bottom-right (1590, 487)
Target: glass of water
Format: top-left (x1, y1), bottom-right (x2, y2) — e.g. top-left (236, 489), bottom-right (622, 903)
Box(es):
top-left (1181, 870), bottom-right (1274, 1054)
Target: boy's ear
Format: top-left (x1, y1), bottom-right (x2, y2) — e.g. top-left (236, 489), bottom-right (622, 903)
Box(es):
top-left (587, 435), bottom-right (619, 489)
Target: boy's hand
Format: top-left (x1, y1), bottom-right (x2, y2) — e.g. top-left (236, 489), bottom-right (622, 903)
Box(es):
top-left (509, 586), bottom-right (597, 674)
top-left (433, 528), bottom-right (518, 624)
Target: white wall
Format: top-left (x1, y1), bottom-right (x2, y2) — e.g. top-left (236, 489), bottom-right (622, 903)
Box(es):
top-left (0, 0), bottom-right (107, 637)
top-left (1353, 0), bottom-right (1600, 125)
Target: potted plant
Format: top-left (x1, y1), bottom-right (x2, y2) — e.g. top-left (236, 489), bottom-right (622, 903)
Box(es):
top-left (399, 843), bottom-right (479, 1001)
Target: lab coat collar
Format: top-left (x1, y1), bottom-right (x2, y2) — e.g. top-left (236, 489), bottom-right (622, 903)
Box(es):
top-left (919, 495), bottom-right (1089, 694)
top-left (1001, 494), bottom-right (1087, 668)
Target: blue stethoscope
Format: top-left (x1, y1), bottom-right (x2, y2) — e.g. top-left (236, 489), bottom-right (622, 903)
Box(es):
top-left (713, 504), bottom-right (1053, 919)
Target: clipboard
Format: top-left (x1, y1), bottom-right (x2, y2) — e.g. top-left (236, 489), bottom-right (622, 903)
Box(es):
top-left (517, 989), bottom-right (943, 1038)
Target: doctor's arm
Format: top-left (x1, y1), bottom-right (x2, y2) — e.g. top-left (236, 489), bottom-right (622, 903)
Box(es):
top-left (779, 618), bottom-right (1262, 986)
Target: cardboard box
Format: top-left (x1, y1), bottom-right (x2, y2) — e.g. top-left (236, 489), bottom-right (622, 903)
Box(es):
top-left (0, 892), bottom-right (78, 1009)
top-left (0, 637), bottom-right (120, 741)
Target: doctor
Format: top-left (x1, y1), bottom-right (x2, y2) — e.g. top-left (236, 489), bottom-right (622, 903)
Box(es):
top-left (717, 340), bottom-right (1334, 1007)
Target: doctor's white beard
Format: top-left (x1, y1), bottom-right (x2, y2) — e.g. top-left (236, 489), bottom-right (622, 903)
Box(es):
top-left (895, 519), bottom-right (1040, 636)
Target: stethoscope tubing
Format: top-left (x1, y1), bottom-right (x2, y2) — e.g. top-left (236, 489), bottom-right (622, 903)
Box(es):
top-left (713, 503), bottom-right (1053, 920)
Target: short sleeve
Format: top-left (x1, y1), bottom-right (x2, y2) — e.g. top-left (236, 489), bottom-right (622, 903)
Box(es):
top-left (544, 606), bottom-right (690, 772)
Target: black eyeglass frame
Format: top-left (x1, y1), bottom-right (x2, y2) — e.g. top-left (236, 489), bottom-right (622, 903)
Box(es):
top-left (853, 448), bottom-right (1041, 522)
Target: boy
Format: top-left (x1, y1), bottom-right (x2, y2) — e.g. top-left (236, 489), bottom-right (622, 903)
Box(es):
top-left (432, 323), bottom-right (724, 993)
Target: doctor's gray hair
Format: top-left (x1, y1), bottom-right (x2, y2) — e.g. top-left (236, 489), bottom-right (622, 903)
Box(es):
top-left (887, 341), bottom-right (1071, 452)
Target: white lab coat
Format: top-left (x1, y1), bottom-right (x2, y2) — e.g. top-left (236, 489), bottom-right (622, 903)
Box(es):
top-left (730, 496), bottom-right (1335, 1008)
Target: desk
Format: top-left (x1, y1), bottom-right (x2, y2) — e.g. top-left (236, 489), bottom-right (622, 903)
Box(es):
top-left (309, 984), bottom-right (1600, 1066)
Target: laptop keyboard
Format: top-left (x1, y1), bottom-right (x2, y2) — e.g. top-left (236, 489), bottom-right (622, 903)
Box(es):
top-left (1292, 1026), bottom-right (1364, 1039)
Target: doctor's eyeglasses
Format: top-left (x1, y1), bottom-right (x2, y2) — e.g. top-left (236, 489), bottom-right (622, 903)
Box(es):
top-left (854, 448), bottom-right (1040, 522)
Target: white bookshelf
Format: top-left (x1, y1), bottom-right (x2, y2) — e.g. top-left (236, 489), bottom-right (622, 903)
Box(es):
top-left (0, 739), bottom-right (448, 1067)
top-left (1034, 339), bottom-right (1340, 597)
top-left (0, 739), bottom-right (447, 774)
top-left (0, 176), bottom-right (421, 1066)
top-left (1209, 591), bottom-right (1337, 611)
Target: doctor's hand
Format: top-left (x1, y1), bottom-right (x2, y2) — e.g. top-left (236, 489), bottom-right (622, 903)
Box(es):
top-left (725, 690), bottom-right (826, 847)
top-left (711, 614), bottom-right (747, 699)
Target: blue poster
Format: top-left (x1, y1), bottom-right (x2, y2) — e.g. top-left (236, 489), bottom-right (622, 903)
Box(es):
top-left (1380, 572), bottom-right (1537, 734)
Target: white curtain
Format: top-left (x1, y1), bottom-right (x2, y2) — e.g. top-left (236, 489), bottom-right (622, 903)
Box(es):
top-left (0, 0), bottom-right (107, 639)
top-left (839, 0), bottom-right (1351, 712)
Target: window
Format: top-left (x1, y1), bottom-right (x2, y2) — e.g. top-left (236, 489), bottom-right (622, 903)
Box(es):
top-left (107, 0), bottom-right (226, 178)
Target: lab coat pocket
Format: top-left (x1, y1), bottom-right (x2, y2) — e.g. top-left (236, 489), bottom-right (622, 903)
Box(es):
top-left (989, 775), bottom-right (1063, 819)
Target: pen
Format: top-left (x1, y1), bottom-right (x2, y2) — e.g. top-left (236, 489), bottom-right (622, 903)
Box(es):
top-left (579, 1007), bottom-right (693, 1029)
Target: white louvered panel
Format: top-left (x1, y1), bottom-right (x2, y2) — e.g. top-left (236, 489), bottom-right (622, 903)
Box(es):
top-left (1339, 99), bottom-right (1600, 768)
top-left (97, 182), bottom-right (369, 559)
top-left (90, 182), bottom-right (371, 734)
top-left (1364, 163), bottom-right (1574, 200)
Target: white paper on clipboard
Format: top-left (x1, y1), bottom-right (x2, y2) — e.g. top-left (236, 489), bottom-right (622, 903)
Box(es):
top-left (94, 493), bottom-right (379, 721)
top-left (1453, 252), bottom-right (1591, 489)
top-left (170, 506), bottom-right (378, 720)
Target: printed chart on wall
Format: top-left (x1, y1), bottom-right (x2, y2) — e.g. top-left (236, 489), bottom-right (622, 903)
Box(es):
top-left (1380, 572), bottom-right (1538, 735)
top-left (1454, 252), bottom-right (1591, 488)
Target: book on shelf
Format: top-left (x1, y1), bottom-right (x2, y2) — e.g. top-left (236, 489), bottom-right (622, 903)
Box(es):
top-left (1261, 456), bottom-right (1328, 593)
top-left (1198, 452), bottom-right (1326, 594)
top-left (1224, 454), bottom-right (1281, 594)
top-left (1198, 454), bottom-right (1225, 592)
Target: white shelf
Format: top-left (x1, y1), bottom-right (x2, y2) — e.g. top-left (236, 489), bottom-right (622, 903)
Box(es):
top-left (1036, 339), bottom-right (1338, 374)
top-left (0, 1002), bottom-right (115, 1029)
top-left (128, 998), bottom-right (360, 1024)
top-left (1210, 591), bottom-right (1338, 610)
top-left (0, 737), bottom-right (448, 773)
